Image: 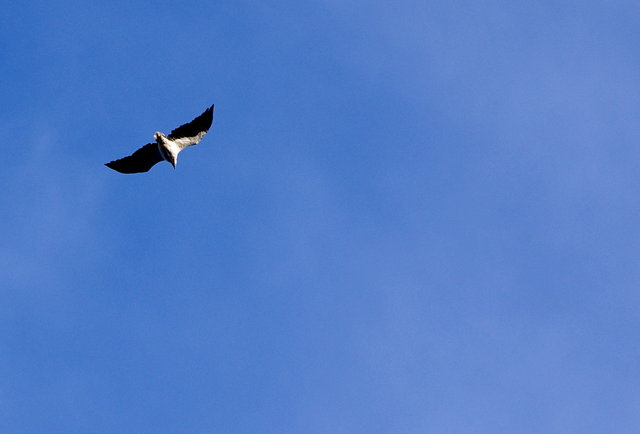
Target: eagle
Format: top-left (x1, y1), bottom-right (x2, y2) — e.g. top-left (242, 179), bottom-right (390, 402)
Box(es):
top-left (105, 104), bottom-right (215, 174)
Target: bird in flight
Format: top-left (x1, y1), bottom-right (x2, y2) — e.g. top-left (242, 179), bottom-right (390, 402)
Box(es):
top-left (105, 104), bottom-right (215, 174)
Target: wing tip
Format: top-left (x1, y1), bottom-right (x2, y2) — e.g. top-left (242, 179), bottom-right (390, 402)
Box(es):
top-left (104, 160), bottom-right (135, 174)
top-left (202, 104), bottom-right (215, 131)
top-left (105, 161), bottom-right (124, 173)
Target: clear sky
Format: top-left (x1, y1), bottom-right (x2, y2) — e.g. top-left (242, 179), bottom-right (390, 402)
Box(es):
top-left (2, 1), bottom-right (639, 432)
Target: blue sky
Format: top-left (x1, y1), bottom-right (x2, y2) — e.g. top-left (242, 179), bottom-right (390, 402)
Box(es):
top-left (2, 1), bottom-right (640, 432)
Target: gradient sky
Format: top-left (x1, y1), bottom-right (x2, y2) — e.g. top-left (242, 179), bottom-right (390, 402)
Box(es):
top-left (2, 1), bottom-right (640, 432)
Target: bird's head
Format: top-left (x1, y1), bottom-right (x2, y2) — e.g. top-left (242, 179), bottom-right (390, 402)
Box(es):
top-left (154, 132), bottom-right (164, 141)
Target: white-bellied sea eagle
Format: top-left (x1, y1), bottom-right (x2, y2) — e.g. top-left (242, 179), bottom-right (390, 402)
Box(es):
top-left (105, 104), bottom-right (214, 174)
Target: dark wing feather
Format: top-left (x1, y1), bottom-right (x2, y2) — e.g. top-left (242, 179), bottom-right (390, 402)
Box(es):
top-left (105, 143), bottom-right (164, 174)
top-left (167, 104), bottom-right (214, 149)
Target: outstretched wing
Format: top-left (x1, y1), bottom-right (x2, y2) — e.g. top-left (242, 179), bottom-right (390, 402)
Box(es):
top-left (105, 143), bottom-right (164, 174)
top-left (167, 104), bottom-right (215, 150)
